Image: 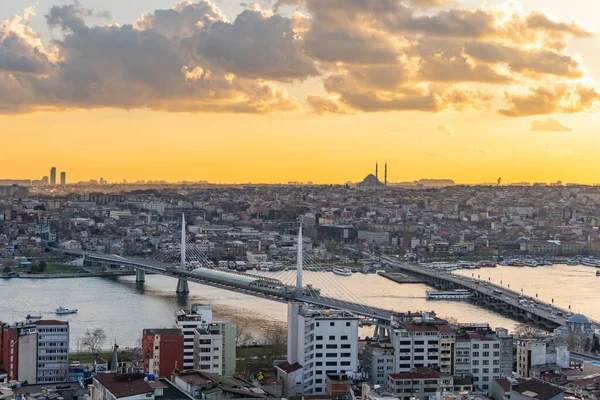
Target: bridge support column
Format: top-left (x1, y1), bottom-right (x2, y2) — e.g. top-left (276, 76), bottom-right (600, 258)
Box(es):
top-left (176, 278), bottom-right (189, 294)
top-left (136, 269), bottom-right (145, 283)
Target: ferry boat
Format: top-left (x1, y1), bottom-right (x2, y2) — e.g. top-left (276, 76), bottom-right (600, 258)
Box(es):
top-left (55, 306), bottom-right (78, 315)
top-left (332, 268), bottom-right (352, 276)
top-left (426, 289), bottom-right (471, 300)
top-left (523, 259), bottom-right (538, 267)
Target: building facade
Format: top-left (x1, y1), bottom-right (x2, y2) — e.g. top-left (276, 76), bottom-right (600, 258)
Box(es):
top-left (516, 340), bottom-right (570, 378)
top-left (175, 304), bottom-right (213, 370)
top-left (193, 322), bottom-right (236, 376)
top-left (287, 303), bottom-right (359, 395)
top-left (142, 329), bottom-right (184, 378)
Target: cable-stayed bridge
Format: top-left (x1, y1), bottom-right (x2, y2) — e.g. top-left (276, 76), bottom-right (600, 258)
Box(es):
top-left (53, 215), bottom-right (392, 322)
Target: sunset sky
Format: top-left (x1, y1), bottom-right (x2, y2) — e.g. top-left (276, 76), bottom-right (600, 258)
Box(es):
top-left (2, 0), bottom-right (600, 184)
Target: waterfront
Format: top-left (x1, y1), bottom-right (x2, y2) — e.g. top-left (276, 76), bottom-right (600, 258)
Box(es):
top-left (0, 264), bottom-right (597, 348)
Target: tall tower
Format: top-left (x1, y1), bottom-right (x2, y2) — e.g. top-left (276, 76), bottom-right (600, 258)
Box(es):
top-left (375, 162), bottom-right (379, 180)
top-left (50, 167), bottom-right (56, 186)
top-left (385, 162), bottom-right (388, 186)
top-left (60, 172), bottom-right (66, 186)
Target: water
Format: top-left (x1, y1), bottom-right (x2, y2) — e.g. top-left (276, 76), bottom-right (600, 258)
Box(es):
top-left (0, 264), bottom-right (597, 348)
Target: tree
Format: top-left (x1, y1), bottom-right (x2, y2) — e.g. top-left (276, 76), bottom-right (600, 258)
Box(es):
top-left (3, 266), bottom-right (11, 274)
top-left (82, 328), bottom-right (107, 355)
top-left (511, 323), bottom-right (550, 339)
top-left (235, 324), bottom-right (254, 347)
top-left (264, 325), bottom-right (287, 357)
top-left (39, 261), bottom-right (47, 272)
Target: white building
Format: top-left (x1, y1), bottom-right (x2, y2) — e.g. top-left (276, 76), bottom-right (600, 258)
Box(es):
top-left (516, 340), bottom-right (570, 377)
top-left (455, 328), bottom-right (508, 395)
top-left (362, 342), bottom-right (395, 386)
top-left (246, 251), bottom-right (268, 266)
top-left (175, 304), bottom-right (236, 376)
top-left (175, 304), bottom-right (213, 370)
top-left (287, 303), bottom-right (359, 395)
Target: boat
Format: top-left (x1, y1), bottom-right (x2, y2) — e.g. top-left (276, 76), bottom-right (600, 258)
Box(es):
top-left (566, 259), bottom-right (578, 266)
top-left (523, 259), bottom-right (538, 267)
top-left (332, 268), bottom-right (352, 276)
top-left (426, 289), bottom-right (472, 300)
top-left (1, 272), bottom-right (19, 279)
top-left (477, 261), bottom-right (497, 268)
top-left (596, 270), bottom-right (600, 276)
top-left (55, 306), bottom-right (78, 315)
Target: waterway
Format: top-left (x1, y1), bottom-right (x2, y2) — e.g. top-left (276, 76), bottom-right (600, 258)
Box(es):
top-left (0, 264), bottom-right (597, 348)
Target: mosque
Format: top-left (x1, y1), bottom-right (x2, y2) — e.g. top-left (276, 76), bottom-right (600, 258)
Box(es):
top-left (358, 162), bottom-right (387, 188)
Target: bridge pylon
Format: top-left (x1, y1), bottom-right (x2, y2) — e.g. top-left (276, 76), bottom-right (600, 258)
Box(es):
top-left (136, 269), bottom-right (145, 282)
top-left (177, 213), bottom-right (190, 294)
top-left (296, 224), bottom-right (303, 296)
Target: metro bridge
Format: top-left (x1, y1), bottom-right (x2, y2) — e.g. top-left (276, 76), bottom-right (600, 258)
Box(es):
top-left (53, 215), bottom-right (392, 323)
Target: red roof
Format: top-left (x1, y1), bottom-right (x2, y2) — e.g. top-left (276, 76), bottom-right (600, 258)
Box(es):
top-left (35, 320), bottom-right (68, 326)
top-left (94, 373), bottom-right (152, 399)
top-left (494, 378), bottom-right (511, 392)
top-left (403, 323), bottom-right (440, 333)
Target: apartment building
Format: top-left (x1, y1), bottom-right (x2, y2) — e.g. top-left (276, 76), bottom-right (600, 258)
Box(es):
top-left (35, 320), bottom-right (70, 384)
top-left (362, 341), bottom-right (395, 386)
top-left (175, 304), bottom-right (213, 370)
top-left (142, 329), bottom-right (184, 378)
top-left (193, 322), bottom-right (236, 376)
top-left (287, 303), bottom-right (359, 395)
top-left (455, 326), bottom-right (512, 395)
top-left (391, 317), bottom-right (456, 375)
top-left (387, 367), bottom-right (474, 400)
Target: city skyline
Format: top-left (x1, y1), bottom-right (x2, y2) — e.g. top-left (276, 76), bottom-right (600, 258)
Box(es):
top-left (2, 0), bottom-right (600, 184)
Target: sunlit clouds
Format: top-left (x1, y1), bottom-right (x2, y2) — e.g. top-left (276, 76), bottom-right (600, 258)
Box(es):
top-left (0, 0), bottom-right (598, 117)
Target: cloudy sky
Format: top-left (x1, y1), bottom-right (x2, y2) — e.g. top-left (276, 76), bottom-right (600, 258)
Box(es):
top-left (1, 0), bottom-right (600, 184)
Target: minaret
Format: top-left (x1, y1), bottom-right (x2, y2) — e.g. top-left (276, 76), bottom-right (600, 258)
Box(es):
top-left (385, 162), bottom-right (388, 186)
top-left (376, 162), bottom-right (379, 180)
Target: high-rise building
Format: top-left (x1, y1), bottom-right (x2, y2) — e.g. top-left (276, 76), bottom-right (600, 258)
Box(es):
top-left (175, 304), bottom-right (236, 375)
top-left (36, 320), bottom-right (70, 383)
top-left (516, 339), bottom-right (569, 378)
top-left (142, 328), bottom-right (184, 378)
top-left (287, 303), bottom-right (359, 395)
top-left (50, 167), bottom-right (56, 186)
top-left (60, 172), bottom-right (66, 186)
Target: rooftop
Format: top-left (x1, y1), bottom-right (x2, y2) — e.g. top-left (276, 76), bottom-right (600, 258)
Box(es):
top-left (94, 373), bottom-right (152, 399)
top-left (388, 367), bottom-right (441, 380)
top-left (143, 328), bottom-right (183, 336)
top-left (276, 362), bottom-right (303, 374)
top-left (35, 320), bottom-right (68, 326)
top-left (512, 379), bottom-right (564, 400)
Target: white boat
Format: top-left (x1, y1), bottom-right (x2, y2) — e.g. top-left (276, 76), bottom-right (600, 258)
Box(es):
top-left (55, 306), bottom-right (78, 315)
top-left (426, 289), bottom-right (471, 300)
top-left (332, 268), bottom-right (352, 276)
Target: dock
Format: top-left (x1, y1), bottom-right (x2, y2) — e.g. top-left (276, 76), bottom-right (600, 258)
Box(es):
top-left (378, 271), bottom-right (424, 284)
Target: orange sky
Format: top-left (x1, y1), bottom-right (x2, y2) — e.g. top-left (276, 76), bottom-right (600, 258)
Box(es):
top-left (2, 0), bottom-right (600, 184)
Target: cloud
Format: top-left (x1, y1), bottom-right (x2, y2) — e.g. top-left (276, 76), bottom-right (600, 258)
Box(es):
top-left (530, 118), bottom-right (573, 132)
top-left (0, 0), bottom-right (598, 116)
top-left (438, 125), bottom-right (454, 136)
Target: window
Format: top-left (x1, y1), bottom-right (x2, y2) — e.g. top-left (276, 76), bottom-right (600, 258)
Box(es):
top-left (341, 335), bottom-right (348, 340)
top-left (316, 362), bottom-right (322, 366)
top-left (483, 368), bottom-right (489, 373)
top-left (483, 344), bottom-right (489, 349)
top-left (316, 335), bottom-right (323, 340)
top-left (346, 322), bottom-right (351, 326)
top-left (315, 379), bottom-right (323, 384)
top-left (316, 353), bottom-right (322, 358)
top-left (473, 352), bottom-right (479, 357)
top-left (493, 368), bottom-right (500, 373)
top-left (326, 344), bottom-right (337, 349)
top-left (341, 344), bottom-right (351, 349)
top-left (330, 322), bottom-right (335, 326)
top-left (472, 360), bottom-right (479, 365)
top-left (316, 344), bottom-right (323, 349)
top-left (472, 344), bottom-right (479, 349)
top-left (213, 355), bottom-right (219, 359)
top-left (493, 360), bottom-right (500, 365)
top-left (483, 360), bottom-right (489, 365)
top-left (427, 356), bottom-right (437, 360)
top-left (494, 351), bottom-right (500, 357)
top-left (316, 370), bottom-right (323, 375)
top-left (329, 335), bottom-right (335, 340)
top-left (483, 352), bottom-right (489, 357)
top-left (472, 368), bottom-right (479, 373)
top-left (399, 341), bottom-right (411, 346)
top-left (213, 347), bottom-right (219, 351)
top-left (414, 348), bottom-right (424, 353)
top-left (483, 384), bottom-right (489, 390)
top-left (341, 361), bottom-right (350, 366)
top-left (414, 356), bottom-right (424, 361)
top-left (326, 353), bottom-right (337, 357)
top-left (415, 341), bottom-right (425, 345)
top-left (341, 353), bottom-right (351, 357)
top-left (493, 344), bottom-right (500, 349)
top-left (326, 361), bottom-right (337, 366)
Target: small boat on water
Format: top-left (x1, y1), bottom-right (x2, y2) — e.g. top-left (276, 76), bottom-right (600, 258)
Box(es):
top-left (55, 306), bottom-right (78, 315)
top-left (596, 270), bottom-right (600, 276)
top-left (332, 268), bottom-right (352, 276)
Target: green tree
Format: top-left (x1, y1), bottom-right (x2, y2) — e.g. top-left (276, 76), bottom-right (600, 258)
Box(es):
top-left (2, 266), bottom-right (11, 274)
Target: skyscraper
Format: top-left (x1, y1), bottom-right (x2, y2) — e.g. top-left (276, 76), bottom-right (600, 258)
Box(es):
top-left (50, 167), bottom-right (56, 185)
top-left (384, 162), bottom-right (388, 186)
top-left (60, 171), bottom-right (66, 185)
